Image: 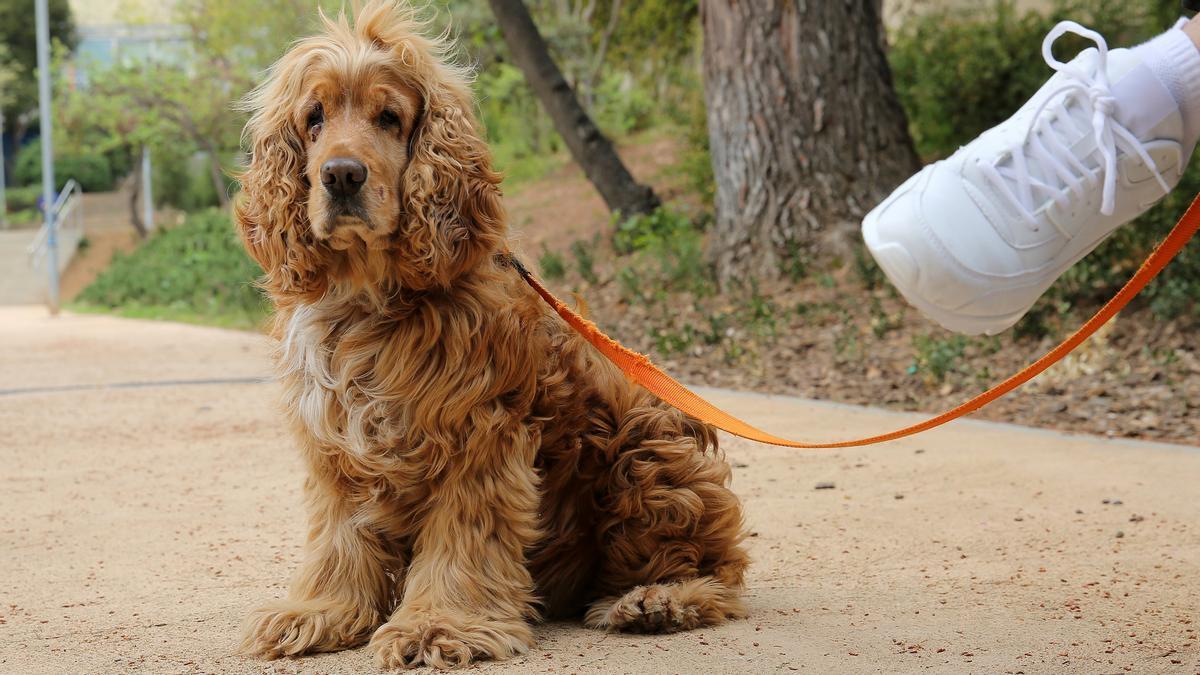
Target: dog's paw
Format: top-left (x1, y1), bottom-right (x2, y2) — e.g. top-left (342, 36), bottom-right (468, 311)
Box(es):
top-left (587, 584), bottom-right (700, 633)
top-left (238, 599), bottom-right (379, 659)
top-left (369, 610), bottom-right (532, 669)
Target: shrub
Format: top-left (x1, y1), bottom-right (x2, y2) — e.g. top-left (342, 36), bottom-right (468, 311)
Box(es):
top-left (4, 185), bottom-right (43, 211)
top-left (889, 0), bottom-right (1159, 160)
top-left (612, 207), bottom-right (702, 254)
top-left (591, 71), bottom-right (656, 137)
top-left (14, 139), bottom-right (116, 192)
top-left (152, 148), bottom-right (222, 212)
top-left (910, 334), bottom-right (968, 385)
top-left (538, 244), bottom-right (566, 280)
top-left (76, 209), bottom-right (268, 327)
top-left (570, 237), bottom-right (599, 284)
top-left (614, 208), bottom-right (714, 301)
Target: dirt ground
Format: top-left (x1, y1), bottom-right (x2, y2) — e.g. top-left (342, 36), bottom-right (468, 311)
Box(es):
top-left (504, 134), bottom-right (686, 255)
top-left (1, 306), bottom-right (1198, 674)
top-left (502, 133), bottom-right (1200, 446)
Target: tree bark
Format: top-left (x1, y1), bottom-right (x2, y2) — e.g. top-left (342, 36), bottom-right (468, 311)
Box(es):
top-left (487, 0), bottom-right (660, 218)
top-left (127, 154), bottom-right (148, 239)
top-left (701, 0), bottom-right (919, 288)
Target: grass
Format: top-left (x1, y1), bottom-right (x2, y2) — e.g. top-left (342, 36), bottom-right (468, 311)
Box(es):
top-left (67, 301), bottom-right (268, 331)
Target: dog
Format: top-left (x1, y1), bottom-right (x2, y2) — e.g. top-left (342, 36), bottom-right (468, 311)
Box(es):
top-left (234, 1), bottom-right (749, 668)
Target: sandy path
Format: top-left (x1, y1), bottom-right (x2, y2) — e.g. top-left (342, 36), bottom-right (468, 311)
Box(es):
top-left (1, 307), bottom-right (1197, 674)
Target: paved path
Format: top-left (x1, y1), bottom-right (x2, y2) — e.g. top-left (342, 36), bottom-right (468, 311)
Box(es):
top-left (1, 307), bottom-right (1197, 674)
top-left (0, 229), bottom-right (44, 305)
top-left (0, 190), bottom-right (133, 305)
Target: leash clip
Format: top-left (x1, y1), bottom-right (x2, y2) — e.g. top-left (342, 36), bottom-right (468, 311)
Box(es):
top-left (496, 251), bottom-right (532, 279)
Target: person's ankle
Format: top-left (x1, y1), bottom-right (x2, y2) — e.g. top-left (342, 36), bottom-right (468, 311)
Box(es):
top-left (1183, 15), bottom-right (1200, 50)
top-left (1134, 23), bottom-right (1200, 147)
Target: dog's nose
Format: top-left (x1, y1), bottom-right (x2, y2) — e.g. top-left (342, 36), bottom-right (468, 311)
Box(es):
top-left (320, 158), bottom-right (368, 198)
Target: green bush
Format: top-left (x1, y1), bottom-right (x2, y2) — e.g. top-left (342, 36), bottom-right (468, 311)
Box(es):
top-left (613, 207), bottom-right (703, 254)
top-left (570, 237), bottom-right (599, 284)
top-left (614, 208), bottom-right (714, 301)
top-left (538, 244), bottom-right (566, 280)
top-left (4, 185), bottom-right (43, 211)
top-left (75, 209), bottom-right (268, 327)
top-left (910, 334), bottom-right (968, 385)
top-left (14, 139), bottom-right (116, 192)
top-left (889, 0), bottom-right (1160, 160)
top-left (152, 148), bottom-right (222, 212)
top-left (477, 62), bottom-right (561, 185)
top-left (591, 71), bottom-right (656, 137)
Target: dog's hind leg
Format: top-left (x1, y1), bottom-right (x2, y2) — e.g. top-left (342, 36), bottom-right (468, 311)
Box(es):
top-left (583, 403), bottom-right (750, 634)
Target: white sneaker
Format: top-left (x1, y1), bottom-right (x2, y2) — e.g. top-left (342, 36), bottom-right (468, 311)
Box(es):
top-left (862, 21), bottom-right (1196, 335)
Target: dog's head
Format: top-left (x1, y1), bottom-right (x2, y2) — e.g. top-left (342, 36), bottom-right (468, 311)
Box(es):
top-left (236, 1), bottom-right (504, 301)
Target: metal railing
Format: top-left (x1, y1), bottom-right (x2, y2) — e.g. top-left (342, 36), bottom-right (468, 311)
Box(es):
top-left (27, 179), bottom-right (84, 273)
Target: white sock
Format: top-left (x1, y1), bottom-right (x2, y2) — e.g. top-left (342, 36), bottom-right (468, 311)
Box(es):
top-left (1133, 19), bottom-right (1200, 147)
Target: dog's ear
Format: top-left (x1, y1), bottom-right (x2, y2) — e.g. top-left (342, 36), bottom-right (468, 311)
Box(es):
top-left (396, 83), bottom-right (505, 289)
top-left (234, 52), bottom-right (331, 303)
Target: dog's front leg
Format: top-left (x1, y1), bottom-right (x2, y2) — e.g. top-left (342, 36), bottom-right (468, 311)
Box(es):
top-left (240, 470), bottom-right (397, 658)
top-left (370, 424), bottom-right (540, 669)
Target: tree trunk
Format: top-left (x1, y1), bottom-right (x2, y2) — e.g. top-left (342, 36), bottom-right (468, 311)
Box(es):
top-left (202, 148), bottom-right (230, 209)
top-left (701, 0), bottom-right (919, 288)
top-left (127, 155), bottom-right (148, 239)
top-left (487, 0), bottom-right (660, 218)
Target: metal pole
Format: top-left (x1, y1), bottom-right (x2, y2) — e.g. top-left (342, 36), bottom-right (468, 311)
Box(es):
top-left (0, 109), bottom-right (7, 229)
top-left (36, 0), bottom-right (59, 314)
top-left (141, 145), bottom-right (153, 231)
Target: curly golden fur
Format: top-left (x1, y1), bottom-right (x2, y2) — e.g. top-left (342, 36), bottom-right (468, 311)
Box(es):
top-left (234, 1), bottom-right (749, 668)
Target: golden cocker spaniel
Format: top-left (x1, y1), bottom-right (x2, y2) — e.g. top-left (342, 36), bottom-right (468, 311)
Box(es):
top-left (234, 1), bottom-right (748, 668)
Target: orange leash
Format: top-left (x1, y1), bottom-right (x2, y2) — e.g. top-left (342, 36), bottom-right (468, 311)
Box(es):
top-left (511, 193), bottom-right (1200, 448)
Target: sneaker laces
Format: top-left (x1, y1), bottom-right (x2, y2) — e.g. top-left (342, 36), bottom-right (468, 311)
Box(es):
top-left (981, 21), bottom-right (1172, 232)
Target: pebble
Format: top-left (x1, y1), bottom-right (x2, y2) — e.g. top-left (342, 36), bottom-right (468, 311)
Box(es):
top-left (814, 482), bottom-right (836, 490)
top-left (1115, 530), bottom-right (1125, 538)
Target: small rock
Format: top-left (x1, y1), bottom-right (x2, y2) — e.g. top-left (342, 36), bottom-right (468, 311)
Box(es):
top-left (894, 494), bottom-right (904, 500)
top-left (1075, 509), bottom-right (1084, 515)
top-left (732, 461), bottom-right (749, 469)
top-left (1115, 530), bottom-right (1125, 539)
top-left (914, 449), bottom-right (925, 454)
top-left (814, 481), bottom-right (836, 490)
top-left (1129, 514), bottom-right (1144, 523)
top-left (1014, 516), bottom-right (1024, 522)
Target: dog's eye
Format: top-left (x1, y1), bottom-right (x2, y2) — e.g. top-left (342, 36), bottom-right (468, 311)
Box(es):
top-left (377, 109), bottom-right (401, 130)
top-left (306, 103), bottom-right (324, 130)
